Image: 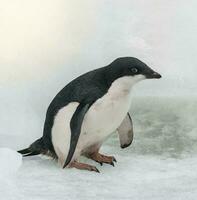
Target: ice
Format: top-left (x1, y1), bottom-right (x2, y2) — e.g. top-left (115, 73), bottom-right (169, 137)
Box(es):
top-left (14, 155), bottom-right (197, 200)
top-left (0, 148), bottom-right (22, 176)
top-left (0, 148), bottom-right (23, 200)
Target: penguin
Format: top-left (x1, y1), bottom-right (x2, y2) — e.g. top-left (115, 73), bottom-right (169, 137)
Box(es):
top-left (18, 57), bottom-right (162, 173)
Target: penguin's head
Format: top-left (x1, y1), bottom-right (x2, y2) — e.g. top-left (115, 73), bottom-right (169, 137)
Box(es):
top-left (109, 57), bottom-right (162, 82)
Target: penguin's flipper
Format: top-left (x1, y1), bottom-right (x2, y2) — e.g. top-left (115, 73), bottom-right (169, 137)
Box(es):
top-left (63, 103), bottom-right (91, 168)
top-left (117, 113), bottom-right (133, 149)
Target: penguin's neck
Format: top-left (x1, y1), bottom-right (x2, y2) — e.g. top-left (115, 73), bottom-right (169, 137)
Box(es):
top-left (108, 75), bottom-right (146, 97)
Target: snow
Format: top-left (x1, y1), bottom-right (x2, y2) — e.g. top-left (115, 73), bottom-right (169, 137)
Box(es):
top-left (0, 148), bottom-right (23, 200)
top-left (0, 148), bottom-right (22, 175)
top-left (0, 97), bottom-right (197, 200)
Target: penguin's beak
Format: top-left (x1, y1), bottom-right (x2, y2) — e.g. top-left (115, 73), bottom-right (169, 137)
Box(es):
top-left (152, 72), bottom-right (162, 79)
top-left (147, 72), bottom-right (162, 79)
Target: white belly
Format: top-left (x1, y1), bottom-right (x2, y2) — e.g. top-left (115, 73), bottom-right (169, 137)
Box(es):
top-left (51, 76), bottom-right (145, 165)
top-left (51, 102), bottom-right (79, 166)
top-left (77, 90), bottom-right (132, 152)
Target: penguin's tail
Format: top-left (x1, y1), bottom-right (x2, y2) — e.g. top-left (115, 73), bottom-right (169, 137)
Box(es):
top-left (18, 137), bottom-right (46, 157)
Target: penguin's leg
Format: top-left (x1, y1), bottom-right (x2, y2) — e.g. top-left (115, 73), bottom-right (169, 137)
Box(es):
top-left (84, 144), bottom-right (116, 166)
top-left (69, 161), bottom-right (100, 173)
top-left (88, 152), bottom-right (117, 166)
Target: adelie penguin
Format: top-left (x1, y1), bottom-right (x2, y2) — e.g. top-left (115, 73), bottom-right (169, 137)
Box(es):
top-left (18, 57), bottom-right (162, 173)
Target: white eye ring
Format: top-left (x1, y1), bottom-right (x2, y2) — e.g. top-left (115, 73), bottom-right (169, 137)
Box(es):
top-left (131, 68), bottom-right (138, 73)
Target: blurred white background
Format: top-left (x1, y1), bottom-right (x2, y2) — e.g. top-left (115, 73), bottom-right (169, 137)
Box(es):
top-left (0, 1), bottom-right (197, 199)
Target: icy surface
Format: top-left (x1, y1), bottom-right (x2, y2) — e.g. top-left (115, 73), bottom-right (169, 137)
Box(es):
top-left (0, 148), bottom-right (23, 200)
top-left (0, 97), bottom-right (197, 200)
top-left (0, 148), bottom-right (22, 175)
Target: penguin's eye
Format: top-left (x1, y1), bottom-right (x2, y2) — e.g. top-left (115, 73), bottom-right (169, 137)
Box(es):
top-left (131, 68), bottom-right (138, 73)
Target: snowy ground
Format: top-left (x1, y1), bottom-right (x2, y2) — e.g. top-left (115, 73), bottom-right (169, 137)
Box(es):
top-left (0, 97), bottom-right (197, 200)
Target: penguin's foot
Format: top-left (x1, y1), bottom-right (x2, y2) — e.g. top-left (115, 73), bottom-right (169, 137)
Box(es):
top-left (69, 161), bottom-right (100, 173)
top-left (88, 152), bottom-right (117, 166)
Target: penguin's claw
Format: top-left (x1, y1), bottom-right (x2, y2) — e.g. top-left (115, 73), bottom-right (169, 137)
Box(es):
top-left (112, 157), bottom-right (117, 163)
top-left (92, 167), bottom-right (100, 173)
top-left (110, 161), bottom-right (115, 167)
top-left (69, 161), bottom-right (100, 173)
top-left (88, 152), bottom-right (117, 167)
